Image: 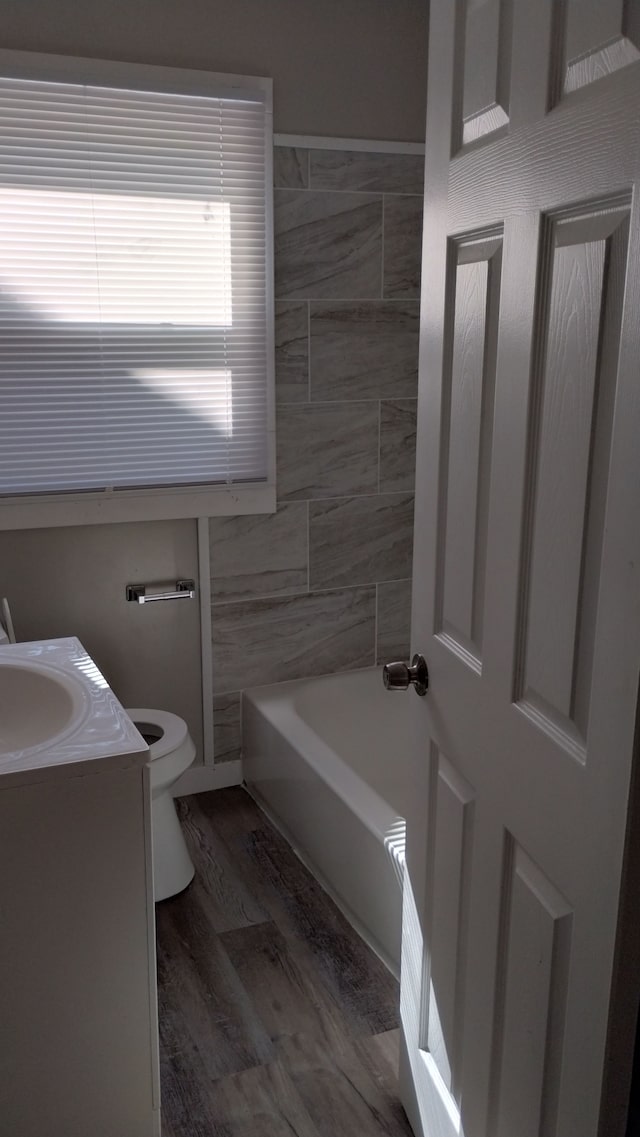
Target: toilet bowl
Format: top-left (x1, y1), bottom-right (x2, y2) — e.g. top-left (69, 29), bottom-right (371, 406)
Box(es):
top-left (126, 708), bottom-right (196, 903)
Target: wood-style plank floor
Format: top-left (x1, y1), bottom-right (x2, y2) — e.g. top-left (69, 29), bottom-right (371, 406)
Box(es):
top-left (156, 786), bottom-right (412, 1137)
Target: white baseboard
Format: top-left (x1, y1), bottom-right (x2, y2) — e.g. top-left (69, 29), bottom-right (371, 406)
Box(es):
top-left (172, 760), bottom-right (242, 797)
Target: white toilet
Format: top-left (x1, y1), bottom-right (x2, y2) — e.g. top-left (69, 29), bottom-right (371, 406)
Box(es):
top-left (126, 708), bottom-right (196, 903)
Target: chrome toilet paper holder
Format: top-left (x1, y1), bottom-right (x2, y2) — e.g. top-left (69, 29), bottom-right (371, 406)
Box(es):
top-left (126, 579), bottom-right (196, 604)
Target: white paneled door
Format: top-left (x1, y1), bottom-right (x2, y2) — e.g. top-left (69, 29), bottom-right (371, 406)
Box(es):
top-left (400, 1), bottom-right (640, 1135)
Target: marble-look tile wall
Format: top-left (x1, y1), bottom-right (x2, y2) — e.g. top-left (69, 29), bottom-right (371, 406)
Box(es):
top-left (209, 145), bottom-right (423, 763)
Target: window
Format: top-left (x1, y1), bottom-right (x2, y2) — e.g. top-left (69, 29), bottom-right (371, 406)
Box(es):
top-left (0, 51), bottom-right (275, 528)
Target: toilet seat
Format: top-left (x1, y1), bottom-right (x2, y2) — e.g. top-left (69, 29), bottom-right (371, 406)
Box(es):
top-left (126, 707), bottom-right (196, 794)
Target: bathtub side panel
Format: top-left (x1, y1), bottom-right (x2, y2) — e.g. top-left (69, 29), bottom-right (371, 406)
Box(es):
top-left (243, 698), bottom-right (402, 971)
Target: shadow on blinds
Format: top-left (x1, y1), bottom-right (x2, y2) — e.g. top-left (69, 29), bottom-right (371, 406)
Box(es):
top-left (0, 284), bottom-right (262, 495)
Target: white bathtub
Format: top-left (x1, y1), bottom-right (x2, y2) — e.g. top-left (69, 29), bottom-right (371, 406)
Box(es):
top-left (243, 667), bottom-right (417, 974)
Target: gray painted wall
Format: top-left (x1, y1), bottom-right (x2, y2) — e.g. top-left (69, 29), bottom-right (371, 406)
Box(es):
top-left (0, 0), bottom-right (428, 141)
top-left (0, 520), bottom-right (204, 758)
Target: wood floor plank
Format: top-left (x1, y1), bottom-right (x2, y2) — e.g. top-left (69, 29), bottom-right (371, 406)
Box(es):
top-left (157, 787), bottom-right (408, 1137)
top-left (159, 1046), bottom-right (232, 1137)
top-left (355, 1029), bottom-right (402, 1092)
top-left (156, 887), bottom-right (274, 1080)
top-left (236, 825), bottom-right (400, 1036)
top-left (350, 1030), bottom-right (411, 1133)
top-left (176, 795), bottom-right (269, 932)
top-left (194, 804), bottom-right (400, 1037)
top-left (205, 1060), bottom-right (324, 1137)
top-left (220, 920), bottom-right (348, 1049)
top-left (241, 816), bottom-right (322, 897)
top-left (195, 785), bottom-right (266, 836)
top-left (277, 1032), bottom-right (414, 1137)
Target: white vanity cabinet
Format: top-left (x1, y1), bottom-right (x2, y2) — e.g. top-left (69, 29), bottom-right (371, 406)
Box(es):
top-left (0, 639), bottom-right (160, 1137)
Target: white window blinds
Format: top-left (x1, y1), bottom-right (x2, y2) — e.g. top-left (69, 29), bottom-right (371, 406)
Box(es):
top-left (0, 70), bottom-right (271, 498)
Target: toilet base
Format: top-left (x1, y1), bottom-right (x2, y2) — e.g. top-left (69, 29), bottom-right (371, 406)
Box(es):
top-left (152, 789), bottom-right (195, 902)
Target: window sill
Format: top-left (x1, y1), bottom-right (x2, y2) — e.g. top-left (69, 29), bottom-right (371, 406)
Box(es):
top-left (0, 482), bottom-right (276, 530)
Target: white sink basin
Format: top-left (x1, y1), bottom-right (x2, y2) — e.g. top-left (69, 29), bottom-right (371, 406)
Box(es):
top-left (0, 638), bottom-right (147, 777)
top-left (0, 661), bottom-right (87, 753)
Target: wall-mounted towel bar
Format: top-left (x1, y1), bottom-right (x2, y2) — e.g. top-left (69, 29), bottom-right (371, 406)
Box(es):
top-left (126, 579), bottom-right (196, 604)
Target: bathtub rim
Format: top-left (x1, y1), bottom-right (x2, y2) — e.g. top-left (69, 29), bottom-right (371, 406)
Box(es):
top-left (242, 667), bottom-right (406, 844)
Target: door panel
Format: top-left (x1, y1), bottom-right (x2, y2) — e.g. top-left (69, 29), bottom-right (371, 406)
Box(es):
top-left (458, 0), bottom-right (512, 146)
top-left (563, 0), bottom-right (640, 96)
top-left (401, 2), bottom-right (640, 1135)
top-left (426, 751), bottom-right (475, 1096)
top-left (517, 206), bottom-right (630, 754)
top-left (439, 235), bottom-right (501, 668)
top-left (489, 841), bottom-right (573, 1137)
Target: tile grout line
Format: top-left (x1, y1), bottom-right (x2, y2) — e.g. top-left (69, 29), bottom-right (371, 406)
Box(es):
top-left (277, 489), bottom-right (414, 504)
top-left (274, 297), bottom-right (420, 304)
top-left (277, 399), bottom-right (417, 413)
top-left (307, 299), bottom-right (312, 403)
top-left (306, 499), bottom-right (311, 594)
top-left (277, 492), bottom-right (414, 511)
top-left (214, 658), bottom-right (385, 700)
top-left (381, 194), bottom-right (386, 301)
top-left (274, 130), bottom-right (424, 155)
top-left (275, 184), bottom-right (424, 199)
top-left (210, 576), bottom-right (411, 609)
top-left (377, 399), bottom-right (382, 495)
top-left (276, 396), bottom-right (418, 409)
